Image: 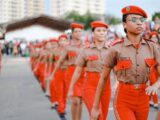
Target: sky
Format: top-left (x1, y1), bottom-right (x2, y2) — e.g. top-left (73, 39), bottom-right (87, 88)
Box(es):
top-left (45, 0), bottom-right (160, 20)
top-left (45, 0), bottom-right (51, 15)
top-left (106, 0), bottom-right (160, 20)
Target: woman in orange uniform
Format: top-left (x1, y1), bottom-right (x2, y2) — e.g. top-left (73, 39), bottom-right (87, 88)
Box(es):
top-left (68, 21), bottom-right (111, 120)
top-left (37, 41), bottom-right (51, 91)
top-left (50, 23), bottom-right (84, 120)
top-left (45, 38), bottom-right (58, 100)
top-left (148, 31), bottom-right (160, 109)
top-left (32, 42), bottom-right (45, 82)
top-left (44, 39), bottom-right (59, 96)
top-left (91, 5), bottom-right (160, 120)
top-left (49, 35), bottom-right (68, 119)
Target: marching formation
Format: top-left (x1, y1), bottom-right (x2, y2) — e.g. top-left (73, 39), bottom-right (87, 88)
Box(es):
top-left (28, 5), bottom-right (160, 120)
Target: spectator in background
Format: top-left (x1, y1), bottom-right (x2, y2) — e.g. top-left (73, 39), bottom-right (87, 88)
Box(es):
top-left (8, 41), bottom-right (14, 55)
top-left (20, 41), bottom-right (27, 57)
top-left (13, 43), bottom-right (18, 56)
top-left (4, 42), bottom-right (9, 55)
top-left (154, 16), bottom-right (160, 30)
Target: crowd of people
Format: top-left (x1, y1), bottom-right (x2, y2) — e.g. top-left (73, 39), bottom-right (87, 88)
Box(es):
top-left (0, 40), bottom-right (29, 57)
top-left (1, 5), bottom-right (160, 120)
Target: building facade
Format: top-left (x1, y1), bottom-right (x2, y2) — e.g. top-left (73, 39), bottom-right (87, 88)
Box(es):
top-left (50, 0), bottom-right (105, 17)
top-left (0, 0), bottom-right (45, 23)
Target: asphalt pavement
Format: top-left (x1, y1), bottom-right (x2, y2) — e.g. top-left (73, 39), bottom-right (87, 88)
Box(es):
top-left (0, 56), bottom-right (157, 120)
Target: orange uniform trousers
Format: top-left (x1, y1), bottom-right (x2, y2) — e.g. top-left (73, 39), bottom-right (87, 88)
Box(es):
top-left (50, 79), bottom-right (57, 104)
top-left (31, 57), bottom-right (39, 77)
top-left (34, 61), bottom-right (42, 81)
top-left (39, 62), bottom-right (47, 90)
top-left (34, 61), bottom-right (47, 91)
top-left (114, 82), bottom-right (149, 120)
top-left (50, 65), bottom-right (58, 104)
top-left (54, 68), bottom-right (66, 113)
top-left (65, 66), bottom-right (84, 98)
top-left (83, 72), bottom-right (111, 120)
top-left (73, 68), bottom-right (84, 97)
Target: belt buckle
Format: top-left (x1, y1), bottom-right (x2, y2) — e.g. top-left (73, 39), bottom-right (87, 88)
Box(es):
top-left (134, 84), bottom-right (140, 90)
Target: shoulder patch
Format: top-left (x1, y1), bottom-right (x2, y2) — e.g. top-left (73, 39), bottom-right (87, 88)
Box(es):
top-left (105, 41), bottom-right (111, 48)
top-left (144, 39), bottom-right (157, 45)
top-left (111, 39), bottom-right (124, 46)
top-left (144, 38), bottom-right (156, 43)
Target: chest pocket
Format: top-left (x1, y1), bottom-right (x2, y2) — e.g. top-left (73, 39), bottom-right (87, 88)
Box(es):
top-left (145, 58), bottom-right (157, 68)
top-left (87, 55), bottom-right (99, 61)
top-left (116, 59), bottom-right (132, 70)
top-left (68, 51), bottom-right (77, 57)
top-left (145, 58), bottom-right (158, 83)
top-left (54, 55), bottom-right (60, 61)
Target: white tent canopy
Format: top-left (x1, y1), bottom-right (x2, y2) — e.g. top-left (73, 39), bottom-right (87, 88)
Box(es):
top-left (5, 25), bottom-right (63, 42)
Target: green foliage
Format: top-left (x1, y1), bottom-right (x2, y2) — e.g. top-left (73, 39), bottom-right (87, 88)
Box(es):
top-left (152, 12), bottom-right (160, 21)
top-left (64, 11), bottom-right (121, 29)
top-left (104, 15), bottom-right (121, 25)
top-left (64, 11), bottom-right (97, 29)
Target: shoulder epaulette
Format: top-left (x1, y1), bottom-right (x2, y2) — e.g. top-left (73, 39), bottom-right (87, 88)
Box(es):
top-left (144, 38), bottom-right (156, 43)
top-left (144, 39), bottom-right (157, 45)
top-left (105, 41), bottom-right (111, 48)
top-left (111, 39), bottom-right (124, 46)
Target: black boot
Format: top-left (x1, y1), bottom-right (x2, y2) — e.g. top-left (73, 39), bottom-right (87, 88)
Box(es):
top-left (51, 104), bottom-right (58, 110)
top-left (154, 104), bottom-right (159, 110)
top-left (59, 113), bottom-right (66, 120)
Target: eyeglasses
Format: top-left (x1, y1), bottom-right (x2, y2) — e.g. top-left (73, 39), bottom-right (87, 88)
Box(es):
top-left (127, 17), bottom-right (146, 23)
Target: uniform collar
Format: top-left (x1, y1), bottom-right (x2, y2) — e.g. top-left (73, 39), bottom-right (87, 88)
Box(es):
top-left (124, 37), bottom-right (146, 46)
top-left (90, 42), bottom-right (109, 49)
top-left (71, 40), bottom-right (82, 47)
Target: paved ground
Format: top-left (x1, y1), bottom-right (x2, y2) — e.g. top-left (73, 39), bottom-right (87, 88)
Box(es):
top-left (0, 56), bottom-right (158, 120)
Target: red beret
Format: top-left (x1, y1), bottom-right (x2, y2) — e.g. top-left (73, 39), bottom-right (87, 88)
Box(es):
top-left (91, 21), bottom-right (108, 28)
top-left (150, 31), bottom-right (158, 36)
top-left (70, 23), bottom-right (84, 29)
top-left (36, 43), bottom-right (43, 48)
top-left (58, 34), bottom-right (68, 40)
top-left (42, 40), bottom-right (48, 45)
top-left (121, 5), bottom-right (148, 18)
top-left (49, 38), bottom-right (58, 43)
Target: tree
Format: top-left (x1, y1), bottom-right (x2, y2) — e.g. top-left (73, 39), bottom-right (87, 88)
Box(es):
top-left (64, 11), bottom-right (98, 29)
top-left (104, 15), bottom-right (121, 25)
top-left (64, 11), bottom-right (122, 29)
top-left (152, 12), bottom-right (160, 21)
